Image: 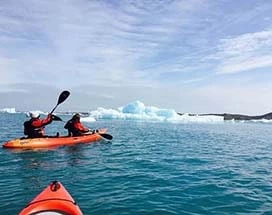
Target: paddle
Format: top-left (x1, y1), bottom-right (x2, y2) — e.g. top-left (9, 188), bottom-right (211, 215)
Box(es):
top-left (98, 133), bottom-right (113, 140)
top-left (51, 114), bottom-right (63, 122)
top-left (50, 90), bottom-right (70, 114)
top-left (87, 130), bottom-right (113, 140)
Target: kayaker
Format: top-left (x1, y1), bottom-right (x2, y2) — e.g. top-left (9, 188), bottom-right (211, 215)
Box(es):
top-left (24, 111), bottom-right (53, 138)
top-left (64, 113), bottom-right (90, 136)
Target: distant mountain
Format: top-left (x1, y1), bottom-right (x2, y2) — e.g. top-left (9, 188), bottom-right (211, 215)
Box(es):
top-left (178, 112), bottom-right (272, 120)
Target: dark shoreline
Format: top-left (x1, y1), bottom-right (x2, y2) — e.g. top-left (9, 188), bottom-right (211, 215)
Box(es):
top-left (177, 112), bottom-right (272, 120)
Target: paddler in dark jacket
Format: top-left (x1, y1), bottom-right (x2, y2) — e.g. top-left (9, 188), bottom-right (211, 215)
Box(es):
top-left (64, 113), bottom-right (90, 136)
top-left (24, 111), bottom-right (53, 138)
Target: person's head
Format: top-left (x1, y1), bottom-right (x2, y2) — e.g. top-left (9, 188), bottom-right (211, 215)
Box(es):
top-left (29, 111), bottom-right (40, 119)
top-left (72, 113), bottom-right (80, 121)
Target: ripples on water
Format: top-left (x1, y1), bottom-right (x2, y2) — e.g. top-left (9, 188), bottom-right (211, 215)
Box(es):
top-left (0, 113), bottom-right (272, 214)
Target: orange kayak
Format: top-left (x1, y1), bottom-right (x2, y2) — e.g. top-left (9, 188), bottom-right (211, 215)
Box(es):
top-left (3, 128), bottom-right (107, 149)
top-left (19, 181), bottom-right (83, 215)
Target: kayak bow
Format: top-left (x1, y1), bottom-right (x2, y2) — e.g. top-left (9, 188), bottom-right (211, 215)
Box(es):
top-left (3, 128), bottom-right (107, 149)
top-left (19, 181), bottom-right (83, 215)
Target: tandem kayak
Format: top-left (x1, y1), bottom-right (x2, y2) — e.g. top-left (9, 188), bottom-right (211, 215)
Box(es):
top-left (19, 181), bottom-right (83, 215)
top-left (3, 128), bottom-right (110, 149)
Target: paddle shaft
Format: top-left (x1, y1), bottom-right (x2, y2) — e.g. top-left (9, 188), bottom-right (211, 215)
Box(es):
top-left (50, 105), bottom-right (58, 114)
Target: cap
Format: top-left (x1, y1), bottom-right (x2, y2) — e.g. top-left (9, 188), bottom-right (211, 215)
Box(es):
top-left (29, 111), bottom-right (40, 119)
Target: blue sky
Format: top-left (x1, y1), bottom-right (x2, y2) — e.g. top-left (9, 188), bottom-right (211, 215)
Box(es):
top-left (0, 0), bottom-right (272, 114)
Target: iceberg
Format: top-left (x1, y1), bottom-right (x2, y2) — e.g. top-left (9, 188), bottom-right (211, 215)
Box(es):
top-left (87, 101), bottom-right (224, 123)
top-left (0, 108), bottom-right (17, 113)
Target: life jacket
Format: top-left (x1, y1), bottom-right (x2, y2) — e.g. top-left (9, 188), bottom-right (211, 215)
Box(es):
top-left (64, 119), bottom-right (81, 136)
top-left (24, 119), bottom-right (44, 138)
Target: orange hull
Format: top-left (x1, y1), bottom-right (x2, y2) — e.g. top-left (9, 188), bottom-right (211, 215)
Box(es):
top-left (3, 128), bottom-right (107, 149)
top-left (19, 181), bottom-right (83, 215)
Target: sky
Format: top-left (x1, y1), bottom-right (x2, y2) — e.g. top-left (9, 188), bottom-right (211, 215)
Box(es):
top-left (0, 0), bottom-right (272, 114)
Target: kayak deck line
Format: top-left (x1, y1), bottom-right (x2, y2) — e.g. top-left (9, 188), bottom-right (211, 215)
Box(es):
top-left (24, 198), bottom-right (77, 208)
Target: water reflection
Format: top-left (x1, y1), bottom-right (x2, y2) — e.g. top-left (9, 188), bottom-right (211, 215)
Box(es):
top-left (65, 145), bottom-right (86, 167)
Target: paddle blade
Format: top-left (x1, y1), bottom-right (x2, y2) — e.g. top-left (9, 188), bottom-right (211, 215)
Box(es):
top-left (50, 90), bottom-right (70, 114)
top-left (52, 114), bottom-right (63, 121)
top-left (57, 90), bottom-right (70, 105)
top-left (99, 133), bottom-right (113, 140)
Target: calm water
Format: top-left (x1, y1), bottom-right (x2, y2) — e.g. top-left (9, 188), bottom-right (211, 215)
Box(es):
top-left (0, 113), bottom-right (272, 214)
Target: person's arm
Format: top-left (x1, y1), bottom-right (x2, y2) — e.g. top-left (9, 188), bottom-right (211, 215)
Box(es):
top-left (74, 122), bottom-right (89, 132)
top-left (32, 114), bottom-right (53, 127)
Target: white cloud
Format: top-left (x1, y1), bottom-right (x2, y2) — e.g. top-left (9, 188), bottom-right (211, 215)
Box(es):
top-left (1, 0), bottom-right (272, 114)
top-left (213, 30), bottom-right (272, 74)
top-left (218, 55), bottom-right (272, 74)
top-left (0, 0), bottom-right (210, 87)
top-left (219, 31), bottom-right (272, 56)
